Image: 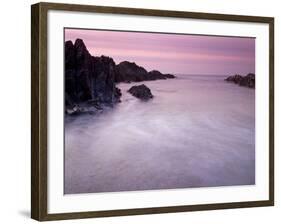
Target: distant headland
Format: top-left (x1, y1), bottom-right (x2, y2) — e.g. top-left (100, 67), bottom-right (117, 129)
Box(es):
top-left (225, 73), bottom-right (255, 88)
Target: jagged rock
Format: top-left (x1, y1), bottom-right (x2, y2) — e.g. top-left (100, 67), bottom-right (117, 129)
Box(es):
top-left (65, 39), bottom-right (121, 114)
top-left (92, 55), bottom-right (120, 103)
top-left (225, 73), bottom-right (255, 88)
top-left (65, 38), bottom-right (176, 115)
top-left (128, 84), bottom-right (153, 100)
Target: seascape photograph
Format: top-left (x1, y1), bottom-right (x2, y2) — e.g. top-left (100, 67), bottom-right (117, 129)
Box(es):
top-left (64, 28), bottom-right (255, 194)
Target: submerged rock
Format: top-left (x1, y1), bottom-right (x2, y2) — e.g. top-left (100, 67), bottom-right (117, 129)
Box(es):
top-left (225, 73), bottom-right (255, 88)
top-left (65, 105), bottom-right (81, 116)
top-left (128, 84), bottom-right (153, 100)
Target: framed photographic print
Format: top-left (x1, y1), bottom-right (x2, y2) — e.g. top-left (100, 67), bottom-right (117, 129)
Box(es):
top-left (31, 2), bottom-right (274, 221)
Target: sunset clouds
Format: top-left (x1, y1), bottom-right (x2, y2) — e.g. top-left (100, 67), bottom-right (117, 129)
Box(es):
top-left (65, 28), bottom-right (255, 75)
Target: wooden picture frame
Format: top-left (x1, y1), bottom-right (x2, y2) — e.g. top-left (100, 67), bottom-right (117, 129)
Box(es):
top-left (31, 2), bottom-right (274, 221)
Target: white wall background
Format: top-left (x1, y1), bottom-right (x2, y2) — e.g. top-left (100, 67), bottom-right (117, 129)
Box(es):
top-left (0, 0), bottom-right (279, 223)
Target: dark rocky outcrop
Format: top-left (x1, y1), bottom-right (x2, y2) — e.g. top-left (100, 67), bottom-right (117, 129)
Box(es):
top-left (147, 70), bottom-right (166, 80)
top-left (115, 61), bottom-right (148, 82)
top-left (115, 61), bottom-right (176, 83)
top-left (225, 74), bottom-right (243, 84)
top-left (65, 38), bottom-right (176, 114)
top-left (239, 73), bottom-right (255, 88)
top-left (65, 39), bottom-right (121, 115)
top-left (147, 70), bottom-right (175, 80)
top-left (163, 73), bottom-right (176, 79)
top-left (128, 84), bottom-right (153, 100)
top-left (225, 73), bottom-right (255, 88)
top-left (92, 55), bottom-right (122, 103)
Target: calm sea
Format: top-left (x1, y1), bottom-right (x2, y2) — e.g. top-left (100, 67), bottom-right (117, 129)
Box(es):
top-left (64, 74), bottom-right (255, 194)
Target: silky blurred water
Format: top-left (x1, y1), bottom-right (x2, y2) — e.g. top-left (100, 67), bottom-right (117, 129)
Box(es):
top-left (64, 75), bottom-right (255, 194)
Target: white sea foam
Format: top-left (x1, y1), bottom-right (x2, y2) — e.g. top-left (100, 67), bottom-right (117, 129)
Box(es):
top-left (64, 75), bottom-right (255, 194)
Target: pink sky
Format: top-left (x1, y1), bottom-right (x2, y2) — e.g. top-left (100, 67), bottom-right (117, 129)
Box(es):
top-left (65, 28), bottom-right (255, 75)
